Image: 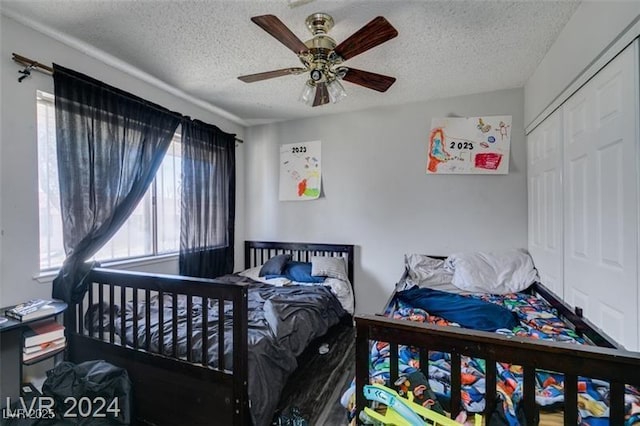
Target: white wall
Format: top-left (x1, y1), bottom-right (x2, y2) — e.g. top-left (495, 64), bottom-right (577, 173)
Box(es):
top-left (525, 1), bottom-right (640, 127)
top-left (0, 15), bottom-right (245, 307)
top-left (245, 88), bottom-right (527, 313)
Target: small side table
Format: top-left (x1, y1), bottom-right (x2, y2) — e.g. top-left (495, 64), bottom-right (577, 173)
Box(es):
top-left (0, 300), bottom-right (67, 408)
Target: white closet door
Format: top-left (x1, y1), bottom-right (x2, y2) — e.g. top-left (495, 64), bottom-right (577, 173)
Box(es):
top-left (563, 41), bottom-right (639, 351)
top-left (527, 108), bottom-right (564, 297)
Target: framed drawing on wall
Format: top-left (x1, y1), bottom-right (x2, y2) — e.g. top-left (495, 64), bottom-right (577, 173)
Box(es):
top-left (279, 140), bottom-right (322, 201)
top-left (427, 115), bottom-right (511, 174)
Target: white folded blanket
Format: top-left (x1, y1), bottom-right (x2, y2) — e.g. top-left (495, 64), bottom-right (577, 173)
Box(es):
top-left (446, 249), bottom-right (538, 294)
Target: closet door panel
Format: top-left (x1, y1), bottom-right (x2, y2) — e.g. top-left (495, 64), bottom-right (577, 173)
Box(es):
top-left (563, 42), bottom-right (638, 351)
top-left (567, 154), bottom-right (588, 259)
top-left (597, 141), bottom-right (624, 267)
top-left (527, 108), bottom-right (563, 297)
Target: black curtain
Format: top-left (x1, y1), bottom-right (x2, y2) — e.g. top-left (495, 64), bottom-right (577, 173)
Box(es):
top-left (52, 64), bottom-right (181, 303)
top-left (179, 119), bottom-right (236, 278)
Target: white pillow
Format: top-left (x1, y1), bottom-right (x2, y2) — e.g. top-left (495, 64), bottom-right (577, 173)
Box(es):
top-left (446, 249), bottom-right (538, 294)
top-left (402, 253), bottom-right (463, 294)
top-left (311, 256), bottom-right (348, 281)
top-left (238, 266), bottom-right (260, 279)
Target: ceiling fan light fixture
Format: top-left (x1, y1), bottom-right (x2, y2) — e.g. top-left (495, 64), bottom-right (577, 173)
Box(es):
top-left (327, 78), bottom-right (347, 104)
top-left (309, 68), bottom-right (323, 82)
top-left (299, 80), bottom-right (316, 106)
top-left (335, 66), bottom-right (348, 79)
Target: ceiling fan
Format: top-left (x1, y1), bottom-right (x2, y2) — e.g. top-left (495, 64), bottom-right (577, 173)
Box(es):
top-left (238, 13), bottom-right (398, 107)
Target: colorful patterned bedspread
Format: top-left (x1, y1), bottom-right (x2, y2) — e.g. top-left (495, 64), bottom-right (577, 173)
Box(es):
top-left (370, 292), bottom-right (640, 425)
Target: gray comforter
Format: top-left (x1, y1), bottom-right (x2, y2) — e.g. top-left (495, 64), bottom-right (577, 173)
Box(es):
top-left (88, 274), bottom-right (347, 426)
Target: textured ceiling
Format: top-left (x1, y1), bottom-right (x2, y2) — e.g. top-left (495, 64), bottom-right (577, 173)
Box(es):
top-left (2, 0), bottom-right (580, 126)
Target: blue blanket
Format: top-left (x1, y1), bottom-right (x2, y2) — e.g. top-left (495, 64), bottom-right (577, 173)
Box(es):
top-left (396, 287), bottom-right (519, 331)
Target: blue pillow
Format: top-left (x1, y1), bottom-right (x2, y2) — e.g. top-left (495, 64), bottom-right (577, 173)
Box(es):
top-left (285, 261), bottom-right (325, 283)
top-left (396, 287), bottom-right (519, 332)
top-left (259, 254), bottom-right (291, 277)
top-left (266, 261), bottom-right (325, 283)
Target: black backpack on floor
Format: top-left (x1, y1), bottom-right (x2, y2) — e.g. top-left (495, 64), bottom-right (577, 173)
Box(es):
top-left (41, 360), bottom-right (132, 425)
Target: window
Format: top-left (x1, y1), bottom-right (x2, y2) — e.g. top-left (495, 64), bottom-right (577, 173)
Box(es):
top-left (36, 91), bottom-right (181, 270)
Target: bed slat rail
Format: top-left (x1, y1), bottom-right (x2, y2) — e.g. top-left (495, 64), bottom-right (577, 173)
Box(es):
top-left (522, 366), bottom-right (536, 424)
top-left (564, 373), bottom-right (578, 424)
top-left (531, 282), bottom-right (619, 348)
top-left (66, 267), bottom-right (250, 425)
top-left (450, 352), bottom-right (462, 418)
top-left (485, 357), bottom-right (496, 421)
top-left (355, 314), bottom-right (640, 425)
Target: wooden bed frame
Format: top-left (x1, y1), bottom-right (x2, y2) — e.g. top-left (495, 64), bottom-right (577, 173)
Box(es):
top-left (355, 266), bottom-right (640, 425)
top-left (65, 240), bottom-right (355, 426)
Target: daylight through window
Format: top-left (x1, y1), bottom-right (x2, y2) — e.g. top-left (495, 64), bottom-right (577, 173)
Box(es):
top-left (36, 91), bottom-right (181, 270)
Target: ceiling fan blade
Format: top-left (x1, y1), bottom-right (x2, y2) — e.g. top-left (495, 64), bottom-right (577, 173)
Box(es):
top-left (334, 16), bottom-right (398, 60)
top-left (251, 15), bottom-right (309, 55)
top-left (313, 82), bottom-right (330, 107)
top-left (238, 67), bottom-right (307, 83)
top-left (342, 68), bottom-right (396, 92)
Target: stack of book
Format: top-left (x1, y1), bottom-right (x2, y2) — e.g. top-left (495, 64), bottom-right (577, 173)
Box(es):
top-left (23, 320), bottom-right (66, 362)
top-left (6, 299), bottom-right (56, 321)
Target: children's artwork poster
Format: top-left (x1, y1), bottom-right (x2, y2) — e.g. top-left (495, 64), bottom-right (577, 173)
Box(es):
top-left (426, 115), bottom-right (512, 174)
top-left (279, 140), bottom-right (321, 201)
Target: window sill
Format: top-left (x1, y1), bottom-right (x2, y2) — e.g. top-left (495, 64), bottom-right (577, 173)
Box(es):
top-left (33, 252), bottom-right (179, 284)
